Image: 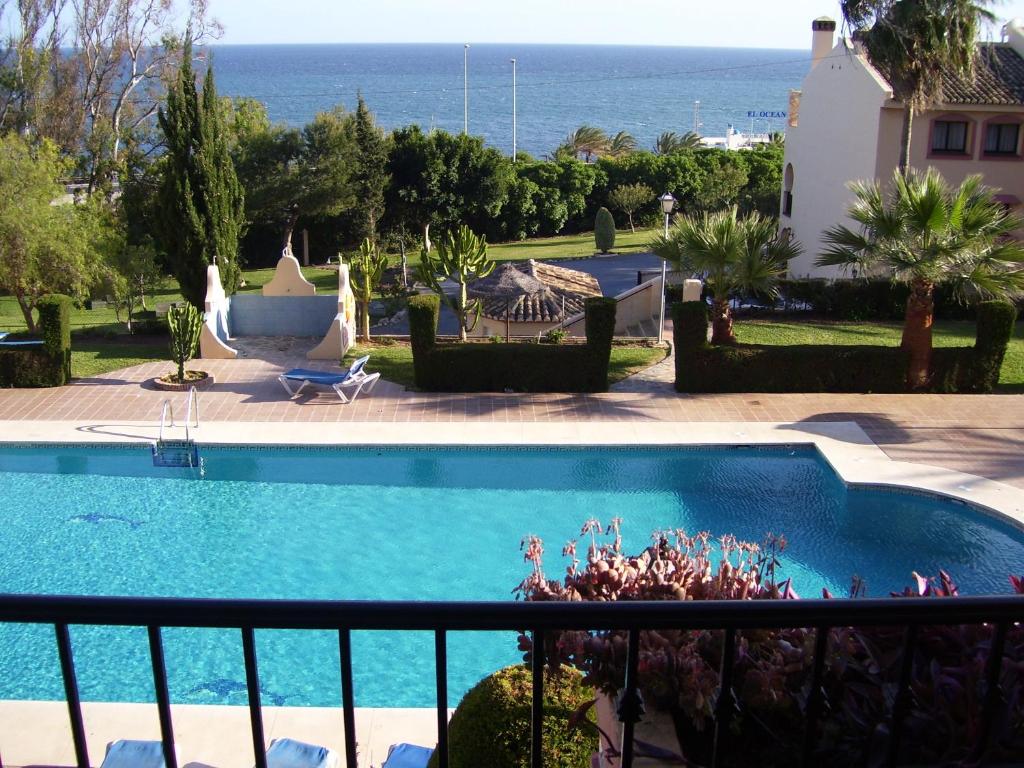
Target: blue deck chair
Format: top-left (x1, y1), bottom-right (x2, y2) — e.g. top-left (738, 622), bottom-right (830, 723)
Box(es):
top-left (99, 740), bottom-right (165, 768)
top-left (381, 743), bottom-right (433, 768)
top-left (278, 355), bottom-right (379, 403)
top-left (266, 737), bottom-right (341, 768)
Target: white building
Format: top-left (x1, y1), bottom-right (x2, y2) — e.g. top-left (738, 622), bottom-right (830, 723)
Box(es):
top-left (781, 16), bottom-right (1024, 278)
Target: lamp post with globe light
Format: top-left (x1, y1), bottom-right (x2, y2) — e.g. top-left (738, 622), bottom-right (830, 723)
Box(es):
top-left (657, 191), bottom-right (676, 343)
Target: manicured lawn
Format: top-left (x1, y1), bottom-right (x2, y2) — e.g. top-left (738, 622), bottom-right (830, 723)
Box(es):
top-left (735, 319), bottom-right (1024, 391)
top-left (485, 228), bottom-right (655, 263)
top-left (346, 341), bottom-right (666, 389)
top-left (71, 338), bottom-right (170, 379)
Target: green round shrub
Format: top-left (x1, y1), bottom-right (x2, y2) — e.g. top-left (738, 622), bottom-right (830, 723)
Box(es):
top-left (431, 664), bottom-right (597, 768)
top-left (594, 207), bottom-right (616, 254)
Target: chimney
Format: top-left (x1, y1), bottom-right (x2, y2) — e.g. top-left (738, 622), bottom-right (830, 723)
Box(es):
top-left (811, 16), bottom-right (837, 70)
top-left (1005, 19), bottom-right (1024, 57)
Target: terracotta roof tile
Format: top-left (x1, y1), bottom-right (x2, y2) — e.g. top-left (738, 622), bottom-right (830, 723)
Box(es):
top-left (940, 44), bottom-right (1024, 106)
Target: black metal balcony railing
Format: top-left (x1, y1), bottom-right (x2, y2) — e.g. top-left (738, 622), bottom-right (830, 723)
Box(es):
top-left (0, 594), bottom-right (1021, 768)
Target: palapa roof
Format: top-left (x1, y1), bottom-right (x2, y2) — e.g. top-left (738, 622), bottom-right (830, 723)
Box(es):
top-left (472, 260), bottom-right (602, 323)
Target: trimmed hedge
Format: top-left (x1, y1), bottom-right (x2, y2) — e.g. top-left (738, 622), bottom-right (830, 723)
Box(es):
top-left (777, 278), bottom-right (1020, 321)
top-left (429, 664), bottom-right (596, 768)
top-left (673, 299), bottom-right (1016, 394)
top-left (409, 295), bottom-right (617, 392)
top-left (0, 294), bottom-right (72, 387)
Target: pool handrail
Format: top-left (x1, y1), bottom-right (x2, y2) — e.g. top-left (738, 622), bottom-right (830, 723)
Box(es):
top-left (157, 387), bottom-right (199, 444)
top-left (0, 592), bottom-right (1020, 768)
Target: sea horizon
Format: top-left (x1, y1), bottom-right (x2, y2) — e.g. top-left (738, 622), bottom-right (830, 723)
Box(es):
top-left (208, 42), bottom-right (809, 156)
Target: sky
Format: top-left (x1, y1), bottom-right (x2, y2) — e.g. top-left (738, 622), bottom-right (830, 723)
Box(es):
top-left (211, 0), bottom-right (1024, 48)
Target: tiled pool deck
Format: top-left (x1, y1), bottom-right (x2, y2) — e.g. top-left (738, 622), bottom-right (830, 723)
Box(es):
top-left (0, 353), bottom-right (1022, 489)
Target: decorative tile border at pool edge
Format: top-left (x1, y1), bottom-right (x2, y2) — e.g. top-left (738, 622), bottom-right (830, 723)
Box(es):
top-left (0, 420), bottom-right (1022, 532)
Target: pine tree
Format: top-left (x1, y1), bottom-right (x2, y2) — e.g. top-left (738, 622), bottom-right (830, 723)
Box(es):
top-left (352, 94), bottom-right (389, 245)
top-left (156, 40), bottom-right (245, 308)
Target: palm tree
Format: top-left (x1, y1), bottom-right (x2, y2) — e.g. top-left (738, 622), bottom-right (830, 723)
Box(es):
top-left (561, 125), bottom-right (609, 162)
top-left (606, 131), bottom-right (637, 158)
top-left (819, 169), bottom-right (1024, 388)
top-left (651, 208), bottom-right (801, 344)
top-left (841, 0), bottom-right (994, 176)
top-left (654, 131), bottom-right (701, 155)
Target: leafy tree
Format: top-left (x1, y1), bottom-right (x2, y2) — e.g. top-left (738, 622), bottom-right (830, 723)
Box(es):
top-left (819, 169), bottom-right (1024, 388)
top-left (349, 238), bottom-right (389, 341)
top-left (0, 136), bottom-right (105, 331)
top-left (841, 0), bottom-right (994, 175)
top-left (384, 125), bottom-right (438, 254)
top-left (690, 150), bottom-right (748, 213)
top-left (104, 241), bottom-right (163, 333)
top-left (737, 142), bottom-right (785, 218)
top-left (156, 44), bottom-right (245, 308)
top-left (652, 207), bottom-right (800, 344)
top-left (559, 125), bottom-right (609, 162)
top-left (606, 130), bottom-right (637, 158)
top-left (594, 207), bottom-right (616, 253)
top-left (416, 225), bottom-right (495, 342)
top-left (351, 94), bottom-right (389, 245)
top-left (654, 131), bottom-right (701, 154)
top-left (608, 183), bottom-right (654, 233)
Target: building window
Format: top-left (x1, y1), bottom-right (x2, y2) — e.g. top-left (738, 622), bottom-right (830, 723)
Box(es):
top-left (984, 123), bottom-right (1020, 155)
top-left (782, 164), bottom-right (794, 217)
top-left (931, 120), bottom-right (969, 153)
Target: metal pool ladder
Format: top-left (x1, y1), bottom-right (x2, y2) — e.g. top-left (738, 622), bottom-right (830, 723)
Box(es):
top-left (153, 386), bottom-right (200, 468)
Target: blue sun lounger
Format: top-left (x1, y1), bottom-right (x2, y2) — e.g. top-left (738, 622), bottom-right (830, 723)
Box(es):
top-left (99, 737), bottom-right (341, 768)
top-left (278, 355), bottom-right (380, 403)
top-left (381, 743), bottom-right (433, 768)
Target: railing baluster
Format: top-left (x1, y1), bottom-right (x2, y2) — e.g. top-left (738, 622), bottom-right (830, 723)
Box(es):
top-left (337, 629), bottom-right (358, 768)
top-left (886, 623), bottom-right (918, 768)
top-left (242, 627), bottom-right (267, 768)
top-left (530, 629), bottom-right (545, 768)
top-left (434, 630), bottom-right (449, 768)
top-left (55, 623), bottom-right (89, 768)
top-left (147, 626), bottom-right (178, 768)
top-left (618, 628), bottom-right (642, 768)
top-left (974, 621), bottom-right (1009, 761)
top-left (801, 625), bottom-right (830, 766)
top-left (711, 628), bottom-right (737, 768)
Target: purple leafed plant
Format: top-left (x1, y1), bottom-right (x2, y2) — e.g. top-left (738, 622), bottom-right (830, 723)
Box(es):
top-left (515, 520), bottom-right (1024, 767)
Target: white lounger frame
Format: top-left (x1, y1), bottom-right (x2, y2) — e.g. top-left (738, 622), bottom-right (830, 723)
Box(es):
top-left (279, 370), bottom-right (381, 403)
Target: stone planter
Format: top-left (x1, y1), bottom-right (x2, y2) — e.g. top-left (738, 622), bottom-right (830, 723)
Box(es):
top-left (595, 694), bottom-right (682, 768)
top-left (152, 371), bottom-right (214, 392)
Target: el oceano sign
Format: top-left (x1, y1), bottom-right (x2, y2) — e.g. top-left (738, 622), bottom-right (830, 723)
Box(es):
top-left (747, 110), bottom-right (787, 119)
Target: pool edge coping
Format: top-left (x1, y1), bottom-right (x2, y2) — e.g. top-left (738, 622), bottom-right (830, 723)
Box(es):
top-left (0, 419), bottom-right (1021, 531)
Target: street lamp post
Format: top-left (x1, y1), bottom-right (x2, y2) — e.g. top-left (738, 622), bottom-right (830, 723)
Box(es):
top-left (464, 44), bottom-right (470, 135)
top-left (510, 57), bottom-right (517, 162)
top-left (657, 191), bottom-right (676, 344)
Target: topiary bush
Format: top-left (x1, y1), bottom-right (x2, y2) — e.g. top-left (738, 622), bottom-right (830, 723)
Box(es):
top-left (409, 297), bottom-right (616, 392)
top-left (672, 298), bottom-right (1016, 394)
top-left (0, 294), bottom-right (72, 388)
top-left (594, 207), bottom-right (616, 254)
top-left (36, 293), bottom-right (72, 384)
top-left (430, 664), bottom-right (596, 768)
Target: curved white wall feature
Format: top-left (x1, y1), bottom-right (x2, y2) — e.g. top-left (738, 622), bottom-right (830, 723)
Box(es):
top-left (307, 264), bottom-right (358, 361)
top-left (200, 264), bottom-right (238, 360)
top-left (262, 250), bottom-right (316, 297)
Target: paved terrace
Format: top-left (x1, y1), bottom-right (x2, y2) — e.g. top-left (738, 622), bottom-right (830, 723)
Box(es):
top-left (0, 344), bottom-right (1022, 489)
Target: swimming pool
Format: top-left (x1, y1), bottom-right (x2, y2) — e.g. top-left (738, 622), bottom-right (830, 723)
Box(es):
top-left (1, 443), bottom-right (1022, 707)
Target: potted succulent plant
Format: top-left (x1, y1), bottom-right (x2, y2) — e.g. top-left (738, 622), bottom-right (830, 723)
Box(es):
top-left (153, 303), bottom-right (213, 390)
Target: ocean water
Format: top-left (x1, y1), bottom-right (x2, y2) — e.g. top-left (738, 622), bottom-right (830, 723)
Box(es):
top-left (209, 43), bottom-right (807, 157)
top-left (1, 444), bottom-right (1022, 707)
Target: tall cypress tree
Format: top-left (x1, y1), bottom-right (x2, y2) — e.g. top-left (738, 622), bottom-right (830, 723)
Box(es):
top-left (157, 40), bottom-right (245, 308)
top-left (352, 94), bottom-right (389, 245)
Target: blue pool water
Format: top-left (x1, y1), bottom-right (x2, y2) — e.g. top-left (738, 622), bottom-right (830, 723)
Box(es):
top-left (1, 444), bottom-right (1022, 707)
